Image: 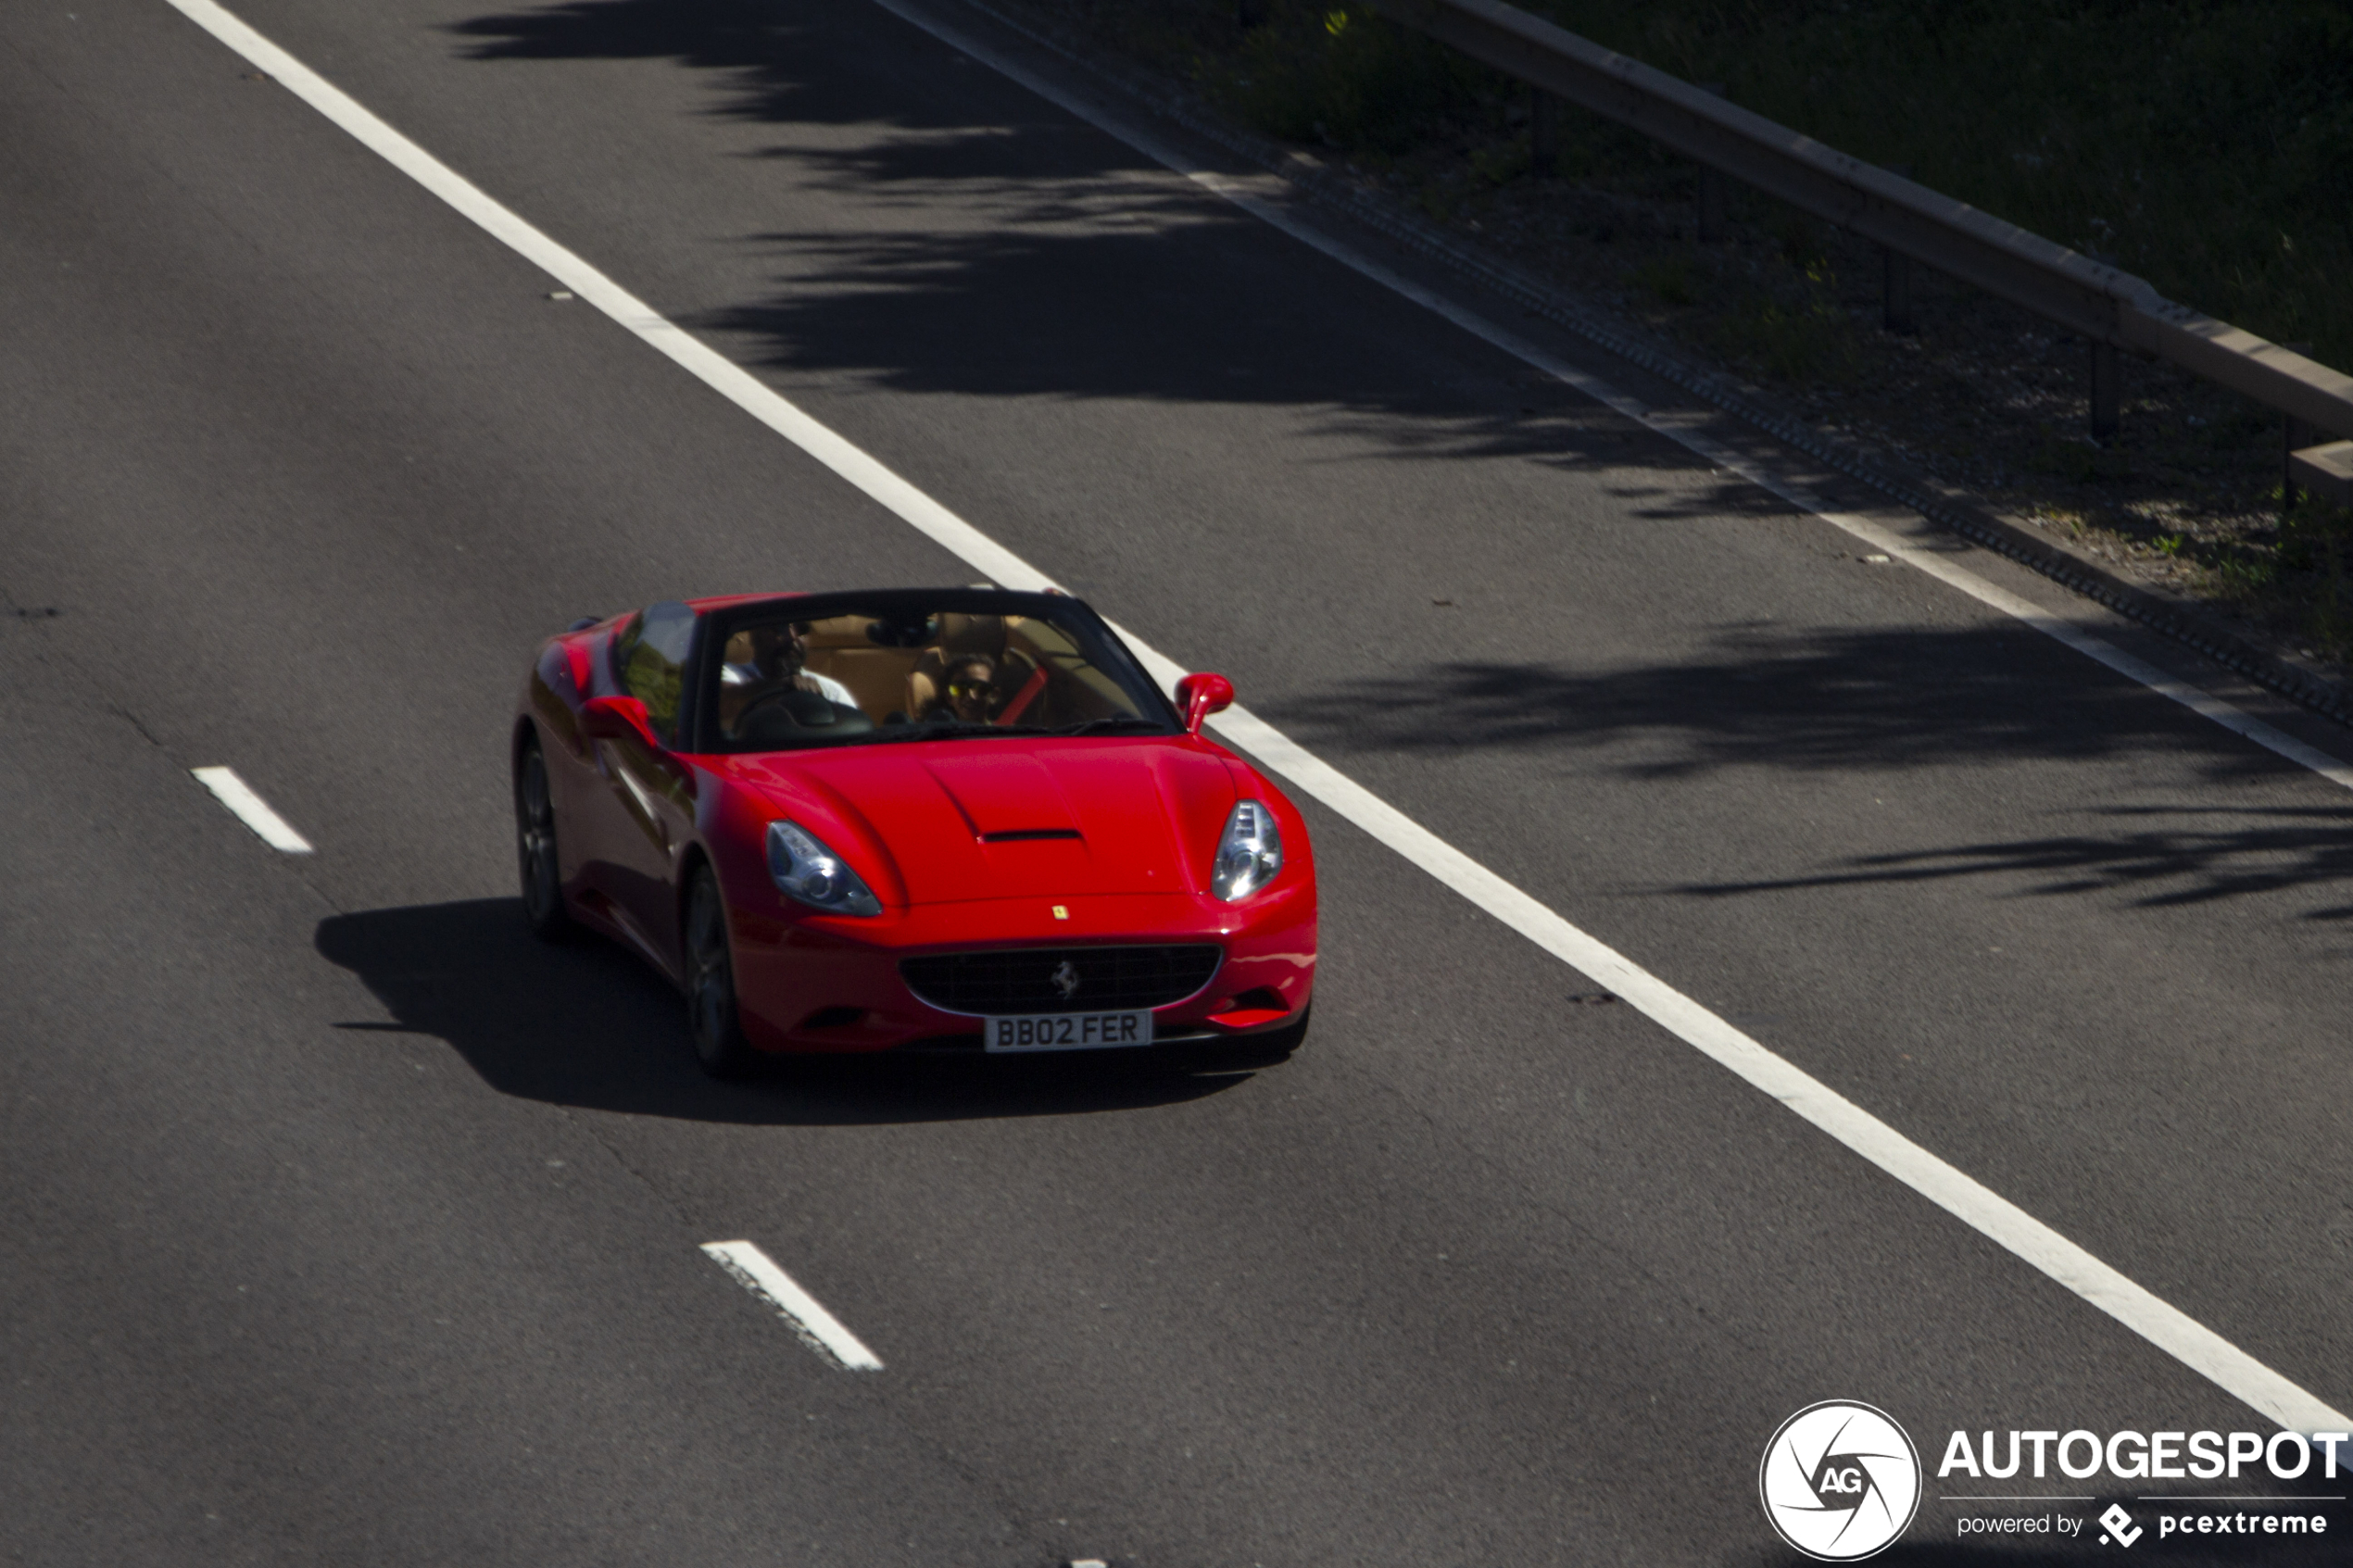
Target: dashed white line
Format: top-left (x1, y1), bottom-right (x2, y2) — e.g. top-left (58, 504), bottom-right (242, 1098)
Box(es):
top-left (163, 0), bottom-right (2349, 1432)
top-left (702, 1241), bottom-right (885, 1371)
top-left (190, 766), bottom-right (314, 852)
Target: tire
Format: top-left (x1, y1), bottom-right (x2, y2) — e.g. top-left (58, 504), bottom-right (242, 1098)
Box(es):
top-left (515, 740), bottom-right (573, 942)
top-left (685, 867), bottom-right (754, 1079)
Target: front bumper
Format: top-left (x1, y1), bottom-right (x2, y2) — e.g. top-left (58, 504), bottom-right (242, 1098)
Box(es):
top-left (727, 886), bottom-right (1316, 1054)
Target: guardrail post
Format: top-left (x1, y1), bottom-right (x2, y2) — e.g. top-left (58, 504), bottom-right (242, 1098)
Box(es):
top-left (1694, 83), bottom-right (1726, 242)
top-left (2283, 343), bottom-right (2314, 516)
top-left (1881, 249), bottom-right (1914, 334)
top-left (2289, 440), bottom-right (2353, 512)
top-left (1697, 169), bottom-right (1724, 242)
top-left (2089, 342), bottom-right (2120, 440)
top-left (1529, 86), bottom-right (1557, 175)
top-left (2284, 416), bottom-right (2306, 516)
top-left (1879, 164), bottom-right (1915, 333)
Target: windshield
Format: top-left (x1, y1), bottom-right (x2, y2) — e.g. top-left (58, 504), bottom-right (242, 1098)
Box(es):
top-left (699, 594), bottom-right (1177, 753)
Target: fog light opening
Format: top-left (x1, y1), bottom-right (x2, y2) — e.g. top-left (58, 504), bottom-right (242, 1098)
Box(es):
top-left (1207, 987), bottom-right (1290, 1031)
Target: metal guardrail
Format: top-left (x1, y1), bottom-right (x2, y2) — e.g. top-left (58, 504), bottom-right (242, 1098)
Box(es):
top-left (1370, 0), bottom-right (2353, 460)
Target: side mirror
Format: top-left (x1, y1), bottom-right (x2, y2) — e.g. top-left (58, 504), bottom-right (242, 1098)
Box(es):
top-left (580, 694), bottom-right (655, 746)
top-left (1174, 672), bottom-right (1234, 736)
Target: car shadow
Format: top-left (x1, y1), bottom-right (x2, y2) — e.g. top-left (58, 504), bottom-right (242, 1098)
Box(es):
top-left (315, 898), bottom-right (1252, 1125)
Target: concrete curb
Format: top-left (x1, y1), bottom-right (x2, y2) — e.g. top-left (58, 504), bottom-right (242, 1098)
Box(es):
top-left (950, 0), bottom-right (2353, 730)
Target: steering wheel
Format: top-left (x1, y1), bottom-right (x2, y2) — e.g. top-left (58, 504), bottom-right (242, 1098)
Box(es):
top-left (734, 683), bottom-right (869, 736)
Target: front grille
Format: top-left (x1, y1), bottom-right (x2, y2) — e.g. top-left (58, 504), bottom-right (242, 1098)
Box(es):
top-left (900, 945), bottom-right (1222, 1014)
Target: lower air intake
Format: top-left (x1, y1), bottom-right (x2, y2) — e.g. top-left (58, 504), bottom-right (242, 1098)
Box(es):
top-left (900, 945), bottom-right (1222, 1014)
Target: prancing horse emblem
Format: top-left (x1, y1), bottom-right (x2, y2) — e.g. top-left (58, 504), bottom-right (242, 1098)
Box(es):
top-left (1051, 960), bottom-right (1081, 1000)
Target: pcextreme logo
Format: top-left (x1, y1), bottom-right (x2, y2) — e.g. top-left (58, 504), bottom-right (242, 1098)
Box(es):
top-left (1760, 1401), bottom-right (1924, 1561)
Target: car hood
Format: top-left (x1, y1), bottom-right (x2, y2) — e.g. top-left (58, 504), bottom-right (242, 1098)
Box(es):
top-left (724, 737), bottom-right (1241, 907)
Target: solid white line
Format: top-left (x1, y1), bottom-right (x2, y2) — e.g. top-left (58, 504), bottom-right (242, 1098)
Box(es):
top-left (163, 0), bottom-right (2349, 1432)
top-left (190, 765), bottom-right (314, 852)
top-left (1791, 506), bottom-right (2353, 792)
top-left (701, 1241), bottom-right (885, 1371)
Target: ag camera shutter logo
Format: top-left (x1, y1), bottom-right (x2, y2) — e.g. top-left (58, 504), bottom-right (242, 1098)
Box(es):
top-left (1759, 1400), bottom-right (1923, 1561)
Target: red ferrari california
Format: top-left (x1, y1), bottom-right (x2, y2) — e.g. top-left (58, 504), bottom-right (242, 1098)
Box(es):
top-left (512, 588), bottom-right (1316, 1075)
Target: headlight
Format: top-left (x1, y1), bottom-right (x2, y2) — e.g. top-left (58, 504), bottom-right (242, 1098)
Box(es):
top-left (1211, 799), bottom-right (1283, 902)
top-left (767, 821), bottom-right (883, 917)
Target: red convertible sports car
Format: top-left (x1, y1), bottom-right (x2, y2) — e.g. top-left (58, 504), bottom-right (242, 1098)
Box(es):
top-left (512, 588), bottom-right (1316, 1075)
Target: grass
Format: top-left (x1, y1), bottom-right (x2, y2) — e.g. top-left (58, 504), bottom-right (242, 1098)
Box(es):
top-left (1629, 250), bottom-right (1863, 382)
top-left (1528, 0), bottom-right (2353, 370)
top-left (1135, 0), bottom-right (2353, 370)
top-left (1213, 1), bottom-right (1488, 151)
top-left (2025, 435), bottom-right (2133, 484)
top-left (2214, 500), bottom-right (2353, 657)
top-left (1627, 256), bottom-right (1698, 307)
top-left (1706, 284), bottom-right (1860, 383)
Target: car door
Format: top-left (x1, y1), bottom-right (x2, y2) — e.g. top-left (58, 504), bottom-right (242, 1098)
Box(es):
top-left (586, 601), bottom-right (702, 977)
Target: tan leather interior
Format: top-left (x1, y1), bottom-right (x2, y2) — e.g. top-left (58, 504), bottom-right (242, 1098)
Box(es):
top-left (798, 617), bottom-right (922, 718)
top-left (727, 610), bottom-right (1133, 727)
top-left (1011, 617), bottom-right (1130, 723)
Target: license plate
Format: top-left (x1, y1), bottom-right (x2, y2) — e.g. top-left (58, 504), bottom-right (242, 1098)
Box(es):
top-left (983, 1010), bottom-right (1154, 1053)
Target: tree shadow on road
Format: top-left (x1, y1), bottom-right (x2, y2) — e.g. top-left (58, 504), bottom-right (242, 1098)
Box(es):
top-left (443, 0), bottom-right (1734, 483)
top-left (1264, 625), bottom-right (2326, 784)
top-left (1680, 803), bottom-right (2353, 920)
top-left (315, 897), bottom-right (1248, 1124)
top-left (1264, 624), bottom-right (2353, 917)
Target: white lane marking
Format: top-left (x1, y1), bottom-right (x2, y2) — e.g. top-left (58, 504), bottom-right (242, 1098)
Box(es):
top-left (190, 766), bottom-right (314, 852)
top-left (701, 1241), bottom-right (885, 1371)
top-left (163, 0), bottom-right (2350, 1432)
top-left (1776, 504), bottom-right (2353, 791)
top-left (857, 0), bottom-right (2353, 799)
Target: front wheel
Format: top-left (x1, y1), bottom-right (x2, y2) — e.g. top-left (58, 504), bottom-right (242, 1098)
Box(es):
top-left (685, 868), bottom-right (754, 1079)
top-left (516, 740), bottom-right (573, 942)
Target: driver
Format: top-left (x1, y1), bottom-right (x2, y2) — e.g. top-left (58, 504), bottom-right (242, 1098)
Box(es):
top-left (721, 621), bottom-right (857, 724)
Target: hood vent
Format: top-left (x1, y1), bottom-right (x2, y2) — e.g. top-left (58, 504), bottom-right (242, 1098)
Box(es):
top-left (980, 828), bottom-right (1083, 844)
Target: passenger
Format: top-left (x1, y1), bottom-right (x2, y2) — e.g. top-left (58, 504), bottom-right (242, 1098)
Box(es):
top-left (924, 654), bottom-right (1003, 724)
top-left (721, 621), bottom-right (857, 724)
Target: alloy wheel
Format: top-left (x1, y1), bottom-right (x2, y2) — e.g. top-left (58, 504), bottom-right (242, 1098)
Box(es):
top-left (686, 872), bottom-right (751, 1077)
top-left (516, 745), bottom-right (570, 939)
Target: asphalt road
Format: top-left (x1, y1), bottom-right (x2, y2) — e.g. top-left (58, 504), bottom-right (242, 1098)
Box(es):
top-left (5, 2), bottom-right (2351, 1563)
